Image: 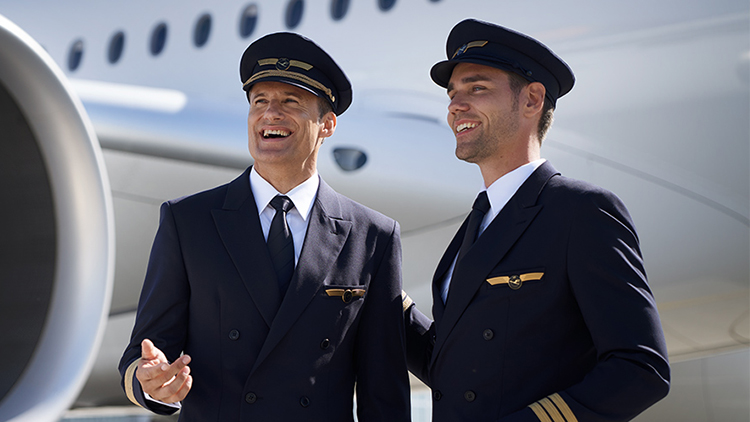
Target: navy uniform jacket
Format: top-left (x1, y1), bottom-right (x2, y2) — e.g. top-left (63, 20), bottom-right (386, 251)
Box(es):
top-left (119, 167), bottom-right (410, 422)
top-left (406, 161), bottom-right (670, 422)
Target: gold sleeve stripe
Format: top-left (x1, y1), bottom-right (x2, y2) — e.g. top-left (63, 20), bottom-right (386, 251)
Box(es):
top-left (124, 358), bottom-right (144, 408)
top-left (540, 397), bottom-right (566, 422)
top-left (401, 291), bottom-right (414, 312)
top-left (243, 69), bottom-right (335, 103)
top-left (549, 393), bottom-right (578, 422)
top-left (486, 272), bottom-right (544, 286)
top-left (257, 58), bottom-right (314, 70)
top-left (529, 402), bottom-right (553, 422)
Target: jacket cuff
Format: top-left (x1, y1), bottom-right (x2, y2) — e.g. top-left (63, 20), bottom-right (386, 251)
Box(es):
top-left (124, 358), bottom-right (181, 415)
top-left (527, 393), bottom-right (578, 422)
top-left (124, 358), bottom-right (144, 407)
top-left (499, 393), bottom-right (578, 422)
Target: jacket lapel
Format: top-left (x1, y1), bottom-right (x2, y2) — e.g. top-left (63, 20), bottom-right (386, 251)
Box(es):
top-left (431, 217), bottom-right (469, 324)
top-left (251, 178), bottom-right (352, 373)
top-left (430, 162), bottom-right (560, 366)
top-left (211, 167), bottom-right (281, 328)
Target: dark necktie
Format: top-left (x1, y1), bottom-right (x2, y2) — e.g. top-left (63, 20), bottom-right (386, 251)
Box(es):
top-left (456, 191), bottom-right (490, 264)
top-left (443, 191), bottom-right (491, 303)
top-left (268, 195), bottom-right (295, 293)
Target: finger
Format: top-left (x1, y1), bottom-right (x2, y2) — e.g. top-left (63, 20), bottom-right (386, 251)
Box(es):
top-left (155, 366), bottom-right (193, 403)
top-left (136, 359), bottom-right (166, 385)
top-left (166, 373), bottom-right (193, 403)
top-left (141, 339), bottom-right (160, 361)
top-left (138, 355), bottom-right (191, 391)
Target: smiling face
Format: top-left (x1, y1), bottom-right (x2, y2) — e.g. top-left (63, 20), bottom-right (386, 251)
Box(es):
top-left (446, 63), bottom-right (522, 167)
top-left (247, 81), bottom-right (336, 191)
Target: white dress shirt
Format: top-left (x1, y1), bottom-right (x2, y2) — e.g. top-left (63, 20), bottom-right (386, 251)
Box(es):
top-left (250, 167), bottom-right (319, 265)
top-left (440, 159), bottom-right (546, 303)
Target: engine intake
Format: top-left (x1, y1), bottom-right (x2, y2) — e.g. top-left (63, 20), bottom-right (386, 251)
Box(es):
top-left (0, 14), bottom-right (114, 422)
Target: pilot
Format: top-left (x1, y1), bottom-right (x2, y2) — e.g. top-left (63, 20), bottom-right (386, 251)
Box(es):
top-left (403, 19), bottom-right (670, 421)
top-left (118, 32), bottom-right (411, 421)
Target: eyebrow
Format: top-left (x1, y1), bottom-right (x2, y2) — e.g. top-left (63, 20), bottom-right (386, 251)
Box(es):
top-left (250, 90), bottom-right (304, 99)
top-left (447, 74), bottom-right (493, 92)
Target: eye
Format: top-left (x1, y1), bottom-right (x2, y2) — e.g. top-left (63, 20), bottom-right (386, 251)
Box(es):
top-left (472, 85), bottom-right (486, 92)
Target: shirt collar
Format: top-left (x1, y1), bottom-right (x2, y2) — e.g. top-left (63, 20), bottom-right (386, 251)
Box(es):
top-left (483, 159), bottom-right (546, 220)
top-left (250, 167), bottom-right (319, 221)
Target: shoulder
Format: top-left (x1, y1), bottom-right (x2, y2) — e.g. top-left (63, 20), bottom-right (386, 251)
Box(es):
top-left (336, 192), bottom-right (396, 230)
top-left (544, 174), bottom-right (627, 210)
top-left (525, 161), bottom-right (625, 212)
top-left (541, 173), bottom-right (637, 232)
top-left (168, 184), bottom-right (226, 207)
top-left (166, 169), bottom-right (249, 212)
top-left (319, 184), bottom-right (397, 235)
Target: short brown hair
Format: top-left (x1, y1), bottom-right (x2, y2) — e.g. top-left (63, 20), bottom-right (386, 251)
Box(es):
top-left (506, 72), bottom-right (555, 143)
top-left (316, 96), bottom-right (334, 120)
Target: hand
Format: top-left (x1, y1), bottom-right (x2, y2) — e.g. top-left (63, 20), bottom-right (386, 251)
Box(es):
top-left (135, 339), bottom-right (193, 403)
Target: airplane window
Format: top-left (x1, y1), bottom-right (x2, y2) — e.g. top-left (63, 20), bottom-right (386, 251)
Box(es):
top-left (67, 39), bottom-right (84, 71)
top-left (333, 148), bottom-right (367, 171)
top-left (150, 22), bottom-right (168, 56)
top-left (239, 4), bottom-right (258, 38)
top-left (194, 13), bottom-right (212, 47)
top-left (331, 0), bottom-right (349, 20)
top-left (285, 0), bottom-right (304, 29)
top-left (108, 31), bottom-right (125, 64)
top-left (379, 0), bottom-right (396, 11)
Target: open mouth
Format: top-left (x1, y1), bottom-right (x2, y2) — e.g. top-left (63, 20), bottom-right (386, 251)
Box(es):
top-left (456, 122), bottom-right (478, 134)
top-left (262, 129), bottom-right (291, 139)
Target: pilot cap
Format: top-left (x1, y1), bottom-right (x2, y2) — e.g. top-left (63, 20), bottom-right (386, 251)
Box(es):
top-left (240, 32), bottom-right (352, 115)
top-left (431, 19), bottom-right (575, 107)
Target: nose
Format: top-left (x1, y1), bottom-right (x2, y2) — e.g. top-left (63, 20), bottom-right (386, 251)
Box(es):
top-left (263, 100), bottom-right (284, 120)
top-left (448, 92), bottom-right (469, 115)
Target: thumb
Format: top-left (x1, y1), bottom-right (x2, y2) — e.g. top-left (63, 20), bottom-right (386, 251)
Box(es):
top-left (141, 339), bottom-right (160, 361)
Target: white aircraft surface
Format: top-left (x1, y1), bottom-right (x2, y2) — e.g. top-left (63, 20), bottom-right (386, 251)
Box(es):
top-left (0, 0), bottom-right (747, 421)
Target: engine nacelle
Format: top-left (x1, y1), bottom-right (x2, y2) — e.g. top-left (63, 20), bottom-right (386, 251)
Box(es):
top-left (0, 14), bottom-right (114, 422)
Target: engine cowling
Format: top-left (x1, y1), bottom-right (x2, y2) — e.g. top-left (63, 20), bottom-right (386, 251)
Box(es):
top-left (0, 14), bottom-right (114, 422)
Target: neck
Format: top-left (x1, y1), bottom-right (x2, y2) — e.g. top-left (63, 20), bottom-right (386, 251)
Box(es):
top-left (254, 163), bottom-right (316, 194)
top-left (478, 138), bottom-right (540, 187)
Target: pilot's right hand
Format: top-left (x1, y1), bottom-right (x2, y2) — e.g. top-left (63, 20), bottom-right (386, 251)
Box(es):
top-left (135, 339), bottom-right (193, 403)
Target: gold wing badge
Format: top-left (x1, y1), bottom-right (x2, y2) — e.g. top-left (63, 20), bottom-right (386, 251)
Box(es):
top-left (486, 272), bottom-right (544, 290)
top-left (325, 288), bottom-right (365, 303)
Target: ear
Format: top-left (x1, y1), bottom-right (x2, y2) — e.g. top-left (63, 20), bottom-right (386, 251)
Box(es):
top-left (523, 82), bottom-right (546, 118)
top-left (319, 111), bottom-right (337, 139)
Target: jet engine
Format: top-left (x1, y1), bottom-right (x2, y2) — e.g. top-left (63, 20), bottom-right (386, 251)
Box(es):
top-left (0, 14), bottom-right (114, 422)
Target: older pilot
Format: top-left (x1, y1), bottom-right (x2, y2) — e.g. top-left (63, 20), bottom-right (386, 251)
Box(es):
top-left (119, 32), bottom-right (411, 422)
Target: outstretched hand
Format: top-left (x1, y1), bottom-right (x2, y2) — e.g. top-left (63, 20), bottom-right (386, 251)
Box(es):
top-left (136, 339), bottom-right (193, 403)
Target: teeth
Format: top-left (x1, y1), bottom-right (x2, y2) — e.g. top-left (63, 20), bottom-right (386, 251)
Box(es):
top-left (456, 122), bottom-right (477, 133)
top-left (263, 129), bottom-right (290, 138)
